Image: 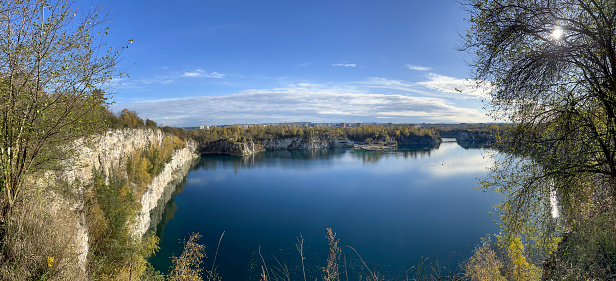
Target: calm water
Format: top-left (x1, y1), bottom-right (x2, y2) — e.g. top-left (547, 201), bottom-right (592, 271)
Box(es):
top-left (150, 140), bottom-right (501, 280)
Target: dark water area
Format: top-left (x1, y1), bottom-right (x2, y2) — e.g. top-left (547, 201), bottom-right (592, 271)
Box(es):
top-left (150, 140), bottom-right (501, 280)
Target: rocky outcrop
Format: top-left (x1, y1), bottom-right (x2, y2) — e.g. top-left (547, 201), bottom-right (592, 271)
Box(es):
top-left (396, 134), bottom-right (441, 146)
top-left (456, 131), bottom-right (495, 149)
top-left (199, 136), bottom-right (354, 156)
top-left (199, 139), bottom-right (265, 156)
top-left (52, 128), bottom-right (199, 272)
top-left (134, 141), bottom-right (198, 236)
top-left (456, 131), bottom-right (493, 142)
top-left (262, 135), bottom-right (336, 150)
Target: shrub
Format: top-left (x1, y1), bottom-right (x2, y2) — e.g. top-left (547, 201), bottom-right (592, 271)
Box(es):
top-left (168, 233), bottom-right (206, 281)
top-left (463, 236), bottom-right (506, 281)
top-left (85, 172), bottom-right (159, 280)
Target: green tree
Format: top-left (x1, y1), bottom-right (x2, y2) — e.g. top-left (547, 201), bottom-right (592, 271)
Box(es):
top-left (0, 0), bottom-right (125, 222)
top-left (465, 0), bottom-right (616, 277)
top-left (145, 118), bottom-right (158, 128)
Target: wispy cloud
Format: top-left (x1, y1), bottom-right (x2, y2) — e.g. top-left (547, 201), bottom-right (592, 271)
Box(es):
top-left (111, 77), bottom-right (175, 90)
top-left (115, 84), bottom-right (489, 126)
top-left (417, 73), bottom-right (492, 99)
top-left (358, 77), bottom-right (428, 95)
top-left (332, 63), bottom-right (357, 67)
top-left (406, 64), bottom-right (432, 71)
top-left (182, 68), bottom-right (226, 78)
top-left (298, 62), bottom-right (313, 67)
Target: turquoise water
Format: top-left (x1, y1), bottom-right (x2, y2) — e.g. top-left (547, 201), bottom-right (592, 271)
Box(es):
top-left (150, 140), bottom-right (501, 280)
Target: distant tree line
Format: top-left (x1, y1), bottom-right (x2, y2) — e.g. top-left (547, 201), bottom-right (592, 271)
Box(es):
top-left (103, 108), bottom-right (191, 140)
top-left (190, 124), bottom-right (441, 145)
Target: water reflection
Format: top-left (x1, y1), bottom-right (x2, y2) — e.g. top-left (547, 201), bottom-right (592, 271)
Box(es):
top-left (194, 143), bottom-right (448, 173)
top-left (153, 180), bottom-right (189, 242)
top-left (195, 149), bottom-right (348, 173)
top-left (150, 140), bottom-right (500, 280)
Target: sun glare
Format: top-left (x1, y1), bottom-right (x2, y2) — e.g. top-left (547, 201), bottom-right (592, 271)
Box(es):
top-left (551, 26), bottom-right (563, 40)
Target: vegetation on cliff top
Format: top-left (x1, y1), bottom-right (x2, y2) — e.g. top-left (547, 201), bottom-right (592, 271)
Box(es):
top-left (191, 124), bottom-right (440, 146)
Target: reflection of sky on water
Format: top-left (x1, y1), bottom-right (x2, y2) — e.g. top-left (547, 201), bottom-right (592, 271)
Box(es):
top-left (151, 141), bottom-right (501, 280)
top-left (195, 142), bottom-right (493, 179)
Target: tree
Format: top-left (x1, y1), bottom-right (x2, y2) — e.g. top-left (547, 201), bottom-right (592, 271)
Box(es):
top-left (119, 108), bottom-right (145, 128)
top-left (464, 0), bottom-right (616, 276)
top-left (0, 0), bottom-right (125, 222)
top-left (145, 118), bottom-right (158, 128)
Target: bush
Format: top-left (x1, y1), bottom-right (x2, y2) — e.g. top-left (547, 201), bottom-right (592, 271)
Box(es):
top-left (544, 208), bottom-right (616, 280)
top-left (85, 171), bottom-right (159, 280)
top-left (463, 236), bottom-right (506, 281)
top-left (168, 233), bottom-right (206, 281)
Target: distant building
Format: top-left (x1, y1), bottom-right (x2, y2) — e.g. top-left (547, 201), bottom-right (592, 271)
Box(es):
top-left (340, 123), bottom-right (346, 128)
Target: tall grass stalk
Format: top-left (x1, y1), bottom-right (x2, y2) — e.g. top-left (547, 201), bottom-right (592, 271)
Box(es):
top-left (296, 233), bottom-right (308, 281)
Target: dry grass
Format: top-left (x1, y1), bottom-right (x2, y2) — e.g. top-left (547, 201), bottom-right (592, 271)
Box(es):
top-left (0, 184), bottom-right (85, 281)
top-left (323, 228), bottom-right (341, 281)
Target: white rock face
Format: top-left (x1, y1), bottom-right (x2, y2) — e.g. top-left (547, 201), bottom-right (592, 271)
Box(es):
top-left (200, 136), bottom-right (352, 156)
top-left (134, 140), bottom-right (197, 236)
top-left (263, 136), bottom-right (330, 150)
top-left (64, 129), bottom-right (168, 184)
top-left (53, 128), bottom-right (198, 273)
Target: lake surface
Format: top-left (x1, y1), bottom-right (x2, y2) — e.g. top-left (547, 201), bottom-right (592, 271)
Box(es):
top-left (150, 140), bottom-right (501, 280)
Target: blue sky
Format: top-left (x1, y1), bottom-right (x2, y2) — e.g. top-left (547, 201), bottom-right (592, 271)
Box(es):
top-left (99, 0), bottom-right (491, 126)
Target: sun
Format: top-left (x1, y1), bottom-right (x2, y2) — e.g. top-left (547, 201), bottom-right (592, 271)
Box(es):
top-left (551, 26), bottom-right (564, 40)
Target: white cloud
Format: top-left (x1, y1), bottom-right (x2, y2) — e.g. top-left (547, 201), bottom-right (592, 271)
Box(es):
top-left (359, 77), bottom-right (429, 95)
top-left (114, 84), bottom-right (490, 126)
top-left (417, 73), bottom-right (492, 99)
top-left (298, 62), bottom-right (313, 67)
top-left (111, 77), bottom-right (175, 90)
top-left (332, 63), bottom-right (357, 67)
top-left (406, 64), bottom-right (432, 71)
top-left (113, 70), bottom-right (495, 126)
top-left (182, 68), bottom-right (226, 78)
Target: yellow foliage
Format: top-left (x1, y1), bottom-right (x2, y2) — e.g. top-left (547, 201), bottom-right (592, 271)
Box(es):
top-left (85, 189), bottom-right (109, 244)
top-left (507, 236), bottom-right (542, 281)
top-left (126, 150), bottom-right (151, 194)
top-left (168, 233), bottom-right (206, 281)
top-left (171, 135), bottom-right (186, 150)
top-left (464, 236), bottom-right (506, 281)
top-left (126, 135), bottom-right (185, 196)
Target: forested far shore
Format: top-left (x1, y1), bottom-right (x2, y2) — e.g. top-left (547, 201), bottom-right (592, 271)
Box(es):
top-left (105, 109), bottom-right (501, 148)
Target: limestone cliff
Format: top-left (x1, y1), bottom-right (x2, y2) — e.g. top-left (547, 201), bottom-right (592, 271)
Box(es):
top-left (199, 135), bottom-right (354, 156)
top-left (395, 134), bottom-right (441, 146)
top-left (456, 131), bottom-right (493, 142)
top-left (134, 141), bottom-right (198, 236)
top-left (53, 128), bottom-right (199, 271)
top-left (456, 131), bottom-right (495, 149)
